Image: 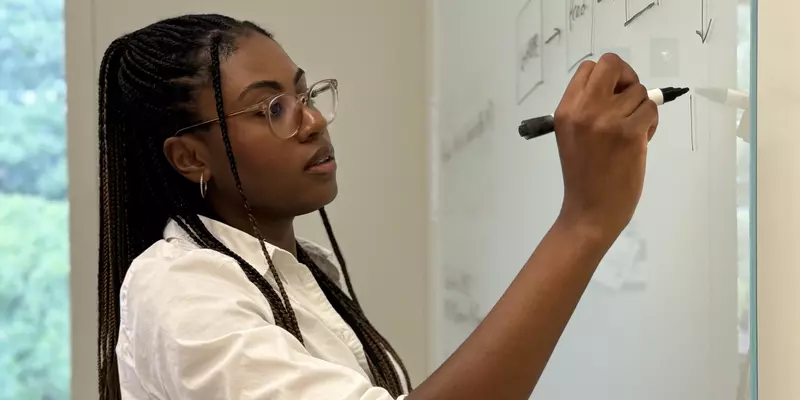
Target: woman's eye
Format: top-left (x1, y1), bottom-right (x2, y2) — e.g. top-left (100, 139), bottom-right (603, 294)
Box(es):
top-left (268, 101), bottom-right (284, 117)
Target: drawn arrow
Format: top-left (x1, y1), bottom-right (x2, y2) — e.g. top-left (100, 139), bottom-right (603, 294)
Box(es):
top-left (696, 0), bottom-right (713, 43)
top-left (624, 1), bottom-right (657, 27)
top-left (544, 28), bottom-right (561, 44)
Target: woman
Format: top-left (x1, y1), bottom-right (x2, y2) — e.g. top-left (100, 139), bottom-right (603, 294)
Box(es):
top-left (97, 14), bottom-right (658, 400)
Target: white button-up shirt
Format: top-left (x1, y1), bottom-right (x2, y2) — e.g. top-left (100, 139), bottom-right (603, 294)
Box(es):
top-left (116, 216), bottom-right (409, 399)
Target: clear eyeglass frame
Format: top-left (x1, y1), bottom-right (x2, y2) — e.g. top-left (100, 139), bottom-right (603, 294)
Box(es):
top-left (173, 78), bottom-right (339, 139)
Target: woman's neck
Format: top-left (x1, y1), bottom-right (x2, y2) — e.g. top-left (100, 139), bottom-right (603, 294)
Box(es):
top-left (211, 209), bottom-right (297, 256)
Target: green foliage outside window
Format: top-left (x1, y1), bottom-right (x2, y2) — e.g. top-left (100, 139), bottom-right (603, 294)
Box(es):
top-left (0, 0), bottom-right (70, 398)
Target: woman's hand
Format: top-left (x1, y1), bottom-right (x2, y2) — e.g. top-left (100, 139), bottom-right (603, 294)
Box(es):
top-left (553, 53), bottom-right (659, 238)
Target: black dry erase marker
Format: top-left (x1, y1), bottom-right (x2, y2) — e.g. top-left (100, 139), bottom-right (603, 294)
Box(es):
top-left (518, 87), bottom-right (690, 140)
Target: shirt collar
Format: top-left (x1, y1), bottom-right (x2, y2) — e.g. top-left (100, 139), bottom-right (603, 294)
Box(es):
top-left (163, 216), bottom-right (341, 286)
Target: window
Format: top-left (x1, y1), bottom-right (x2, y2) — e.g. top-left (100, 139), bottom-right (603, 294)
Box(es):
top-left (0, 0), bottom-right (70, 398)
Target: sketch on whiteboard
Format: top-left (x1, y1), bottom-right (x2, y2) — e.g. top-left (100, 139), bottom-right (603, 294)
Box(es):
top-left (690, 94), bottom-right (698, 151)
top-left (619, 222), bottom-right (648, 287)
top-left (592, 220), bottom-right (648, 290)
top-left (516, 0), bottom-right (544, 104)
top-left (696, 0), bottom-right (714, 43)
top-left (544, 28), bottom-right (562, 45)
top-left (566, 0), bottom-right (594, 71)
top-left (625, 0), bottom-right (659, 27)
top-left (443, 268), bottom-right (484, 326)
top-left (439, 101), bottom-right (495, 164)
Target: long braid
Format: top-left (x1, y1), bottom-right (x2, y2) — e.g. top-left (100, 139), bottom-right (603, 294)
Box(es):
top-left (97, 14), bottom-right (409, 399)
top-left (297, 224), bottom-right (412, 395)
top-left (318, 207), bottom-right (362, 308)
top-left (208, 35), bottom-right (303, 339)
top-left (318, 207), bottom-right (411, 389)
top-left (98, 36), bottom-right (128, 400)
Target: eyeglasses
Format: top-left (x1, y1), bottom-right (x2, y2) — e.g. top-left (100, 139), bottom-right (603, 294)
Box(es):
top-left (174, 78), bottom-right (339, 139)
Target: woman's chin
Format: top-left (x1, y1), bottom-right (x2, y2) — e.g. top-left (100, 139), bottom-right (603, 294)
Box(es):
top-left (297, 182), bottom-right (338, 215)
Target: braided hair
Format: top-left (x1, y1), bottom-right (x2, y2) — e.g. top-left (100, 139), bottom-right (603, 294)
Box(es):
top-left (97, 14), bottom-right (410, 399)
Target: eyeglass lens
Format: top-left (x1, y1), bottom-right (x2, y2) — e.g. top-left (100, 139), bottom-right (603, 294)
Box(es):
top-left (267, 81), bottom-right (337, 139)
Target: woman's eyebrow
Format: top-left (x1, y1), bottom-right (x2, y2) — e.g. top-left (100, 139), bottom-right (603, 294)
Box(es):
top-left (238, 68), bottom-right (306, 100)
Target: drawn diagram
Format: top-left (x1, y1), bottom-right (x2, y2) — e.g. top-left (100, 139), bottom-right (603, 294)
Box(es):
top-left (544, 28), bottom-right (562, 45)
top-left (439, 101), bottom-right (494, 164)
top-left (625, 0), bottom-right (659, 26)
top-left (592, 220), bottom-right (648, 290)
top-left (566, 0), bottom-right (594, 71)
top-left (516, 0), bottom-right (544, 104)
top-left (696, 0), bottom-right (714, 43)
top-left (442, 268), bottom-right (485, 327)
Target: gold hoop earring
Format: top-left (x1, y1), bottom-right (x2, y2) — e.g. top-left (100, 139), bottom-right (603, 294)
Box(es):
top-left (200, 172), bottom-right (208, 199)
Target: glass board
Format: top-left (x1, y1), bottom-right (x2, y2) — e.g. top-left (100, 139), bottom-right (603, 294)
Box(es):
top-left (430, 0), bottom-right (756, 398)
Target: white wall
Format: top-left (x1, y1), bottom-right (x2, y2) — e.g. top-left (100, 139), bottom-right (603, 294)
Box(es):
top-left (66, 1), bottom-right (430, 398)
top-left (756, 0), bottom-right (800, 398)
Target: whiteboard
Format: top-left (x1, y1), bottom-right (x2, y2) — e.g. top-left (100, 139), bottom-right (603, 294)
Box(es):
top-left (431, 0), bottom-right (753, 399)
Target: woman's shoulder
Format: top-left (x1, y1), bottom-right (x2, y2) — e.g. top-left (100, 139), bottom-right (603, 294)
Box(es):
top-left (120, 238), bottom-right (274, 336)
top-left (122, 234), bottom-right (343, 312)
top-left (120, 226), bottom-right (347, 324)
top-left (128, 235), bottom-right (232, 280)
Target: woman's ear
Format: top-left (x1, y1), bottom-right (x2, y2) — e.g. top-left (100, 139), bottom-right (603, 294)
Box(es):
top-left (163, 135), bottom-right (212, 184)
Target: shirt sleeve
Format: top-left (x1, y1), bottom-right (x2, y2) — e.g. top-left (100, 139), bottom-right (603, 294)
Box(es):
top-left (118, 249), bottom-right (407, 400)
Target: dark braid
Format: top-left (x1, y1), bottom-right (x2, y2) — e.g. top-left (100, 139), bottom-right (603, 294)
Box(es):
top-left (97, 14), bottom-right (409, 399)
top-left (317, 207), bottom-right (412, 388)
top-left (208, 33), bottom-right (304, 340)
top-left (297, 241), bottom-right (412, 393)
top-left (319, 207), bottom-right (362, 308)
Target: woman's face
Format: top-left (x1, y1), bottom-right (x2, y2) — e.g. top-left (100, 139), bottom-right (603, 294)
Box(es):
top-left (164, 33), bottom-right (338, 219)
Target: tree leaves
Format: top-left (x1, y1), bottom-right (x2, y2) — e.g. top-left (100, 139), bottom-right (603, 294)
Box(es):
top-left (0, 0), bottom-right (70, 398)
top-left (0, 0), bottom-right (66, 200)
